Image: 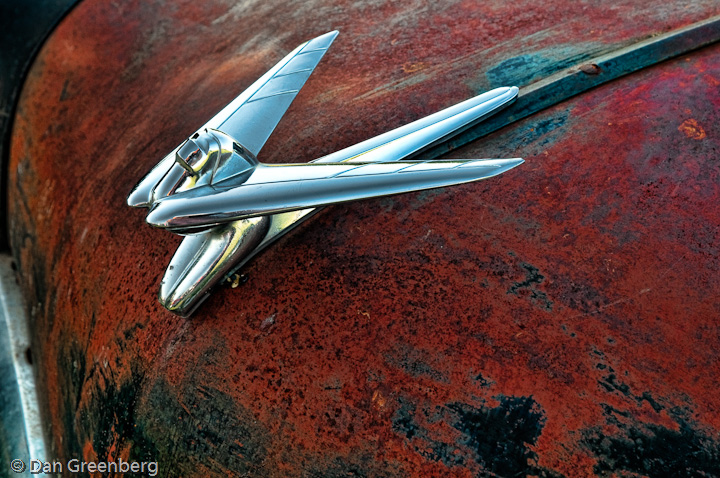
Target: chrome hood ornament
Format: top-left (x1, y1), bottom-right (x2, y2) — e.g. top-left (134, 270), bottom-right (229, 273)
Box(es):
top-left (128, 31), bottom-right (523, 316)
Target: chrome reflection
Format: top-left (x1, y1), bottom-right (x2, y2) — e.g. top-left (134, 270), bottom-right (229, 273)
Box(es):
top-left (128, 31), bottom-right (522, 316)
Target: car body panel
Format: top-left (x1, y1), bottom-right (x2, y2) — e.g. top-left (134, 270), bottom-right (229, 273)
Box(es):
top-left (6, 0), bottom-right (720, 476)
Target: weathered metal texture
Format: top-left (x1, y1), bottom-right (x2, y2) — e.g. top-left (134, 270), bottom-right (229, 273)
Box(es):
top-left (7, 0), bottom-right (720, 476)
top-left (0, 0), bottom-right (80, 250)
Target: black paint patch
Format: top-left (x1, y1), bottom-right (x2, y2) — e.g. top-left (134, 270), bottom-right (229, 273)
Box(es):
top-left (57, 340), bottom-right (159, 475)
top-left (598, 367), bottom-right (664, 413)
top-left (82, 363), bottom-right (158, 466)
top-left (507, 263), bottom-right (553, 311)
top-left (135, 369), bottom-right (272, 477)
top-left (135, 376), bottom-right (271, 477)
top-left (392, 395), bottom-right (566, 477)
top-left (63, 336), bottom-right (271, 476)
top-left (392, 397), bottom-right (467, 468)
top-left (473, 372), bottom-right (494, 389)
top-left (392, 397), bottom-right (419, 441)
top-left (57, 339), bottom-right (87, 460)
top-left (583, 405), bottom-right (720, 477)
top-left (448, 398), bottom-right (548, 477)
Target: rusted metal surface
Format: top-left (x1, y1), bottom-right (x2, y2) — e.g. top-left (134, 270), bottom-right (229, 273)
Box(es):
top-left (7, 0), bottom-right (720, 475)
top-left (0, 0), bottom-right (80, 250)
top-left (440, 45), bottom-right (720, 476)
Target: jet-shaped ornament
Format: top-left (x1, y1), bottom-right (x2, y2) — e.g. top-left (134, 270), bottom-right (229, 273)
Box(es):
top-left (128, 31), bottom-right (523, 317)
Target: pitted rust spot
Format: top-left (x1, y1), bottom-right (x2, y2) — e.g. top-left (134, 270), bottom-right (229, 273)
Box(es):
top-left (302, 452), bottom-right (409, 478)
top-left (401, 62), bottom-right (428, 74)
top-left (579, 63), bottom-right (601, 75)
top-left (385, 343), bottom-right (450, 383)
top-left (678, 118), bottom-right (707, 139)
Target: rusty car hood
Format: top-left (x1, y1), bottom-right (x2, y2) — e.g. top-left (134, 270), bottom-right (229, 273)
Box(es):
top-left (6, 0), bottom-right (720, 476)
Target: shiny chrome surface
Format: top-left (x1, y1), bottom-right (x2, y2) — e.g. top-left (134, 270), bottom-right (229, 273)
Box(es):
top-left (0, 256), bottom-right (49, 477)
top-left (146, 157), bottom-right (522, 233)
top-left (128, 32), bottom-right (523, 316)
top-left (158, 217), bottom-right (270, 315)
top-left (127, 30), bottom-right (340, 209)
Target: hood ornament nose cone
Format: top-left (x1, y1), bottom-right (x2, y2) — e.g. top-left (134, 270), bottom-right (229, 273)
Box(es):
top-left (128, 31), bottom-right (523, 317)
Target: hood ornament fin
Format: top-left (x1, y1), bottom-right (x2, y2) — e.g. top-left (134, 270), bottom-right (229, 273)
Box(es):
top-left (128, 31), bottom-right (523, 316)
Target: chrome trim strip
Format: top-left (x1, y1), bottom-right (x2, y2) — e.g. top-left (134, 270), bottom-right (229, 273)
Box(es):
top-left (418, 14), bottom-right (720, 160)
top-left (0, 255), bottom-right (49, 476)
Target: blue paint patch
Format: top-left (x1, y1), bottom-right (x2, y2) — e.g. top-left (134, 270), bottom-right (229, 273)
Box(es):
top-left (487, 54), bottom-right (552, 87)
top-left (473, 110), bottom-right (570, 159)
top-left (484, 42), bottom-right (607, 89)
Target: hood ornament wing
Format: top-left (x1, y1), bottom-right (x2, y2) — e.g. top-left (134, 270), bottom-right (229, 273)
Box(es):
top-left (128, 31), bottom-right (523, 317)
